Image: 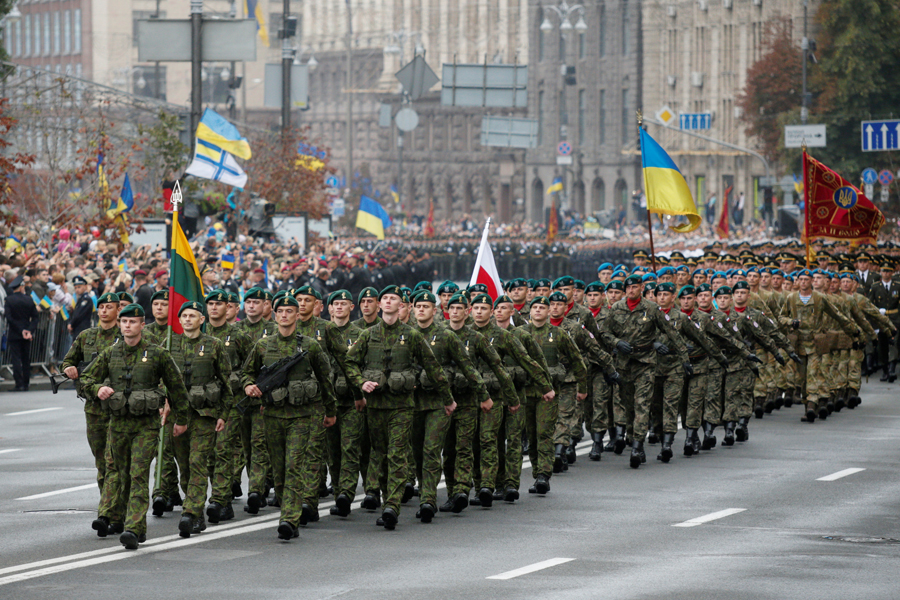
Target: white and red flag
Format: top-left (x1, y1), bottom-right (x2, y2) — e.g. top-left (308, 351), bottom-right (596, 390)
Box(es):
top-left (469, 220), bottom-right (503, 300)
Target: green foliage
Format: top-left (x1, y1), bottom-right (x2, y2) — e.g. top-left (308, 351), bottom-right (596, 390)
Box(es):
top-left (138, 110), bottom-right (190, 177)
top-left (0, 0), bottom-right (17, 80)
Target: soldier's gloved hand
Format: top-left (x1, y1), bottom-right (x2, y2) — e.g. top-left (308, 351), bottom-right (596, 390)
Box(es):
top-left (747, 353), bottom-right (763, 364)
top-left (791, 319), bottom-right (800, 330)
top-left (750, 364), bottom-right (760, 377)
top-left (789, 352), bottom-right (803, 364)
top-left (683, 362), bottom-right (694, 377)
top-left (653, 341), bottom-right (670, 355)
top-left (604, 370), bottom-right (620, 385)
top-left (852, 340), bottom-right (860, 350)
top-left (616, 340), bottom-right (633, 354)
top-left (716, 356), bottom-right (729, 369)
top-left (774, 353), bottom-right (786, 366)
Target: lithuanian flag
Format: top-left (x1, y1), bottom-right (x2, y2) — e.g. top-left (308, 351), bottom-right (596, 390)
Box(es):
top-left (167, 218), bottom-right (205, 334)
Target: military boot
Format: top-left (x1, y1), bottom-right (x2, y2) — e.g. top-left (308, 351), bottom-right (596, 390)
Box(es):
top-left (566, 441), bottom-right (577, 464)
top-left (753, 396), bottom-right (765, 419)
top-left (332, 493), bottom-right (352, 517)
top-left (683, 428), bottom-right (696, 456)
top-left (783, 388), bottom-right (793, 408)
top-left (534, 474), bottom-right (550, 494)
top-left (588, 432), bottom-right (604, 461)
top-left (246, 492), bottom-right (263, 514)
top-left (151, 496), bottom-right (167, 518)
top-left (166, 491), bottom-right (182, 511)
top-left (120, 530), bottom-right (140, 550)
top-left (401, 482), bottom-right (416, 504)
top-left (231, 481), bottom-right (243, 499)
top-left (553, 443), bottom-right (564, 473)
top-left (603, 427), bottom-right (616, 452)
top-left (825, 394), bottom-right (835, 415)
top-left (109, 522), bottom-right (124, 535)
top-left (360, 493), bottom-right (381, 511)
top-left (277, 521), bottom-right (299, 540)
top-left (818, 403), bottom-right (829, 421)
top-left (691, 429), bottom-right (702, 455)
top-left (736, 417), bottom-right (749, 442)
top-left (647, 424), bottom-right (661, 445)
top-left (92, 516), bottom-right (110, 538)
top-left (774, 389), bottom-right (785, 409)
top-left (478, 487), bottom-right (493, 508)
top-left (629, 440), bottom-right (646, 469)
top-left (438, 497), bottom-right (455, 512)
top-left (764, 391), bottom-right (777, 413)
top-left (418, 503), bottom-right (435, 523)
top-left (880, 365), bottom-right (890, 382)
top-left (701, 422), bottom-right (717, 450)
top-left (834, 389), bottom-right (847, 412)
top-left (451, 492), bottom-right (468, 513)
top-left (191, 514), bottom-right (207, 534)
top-left (206, 502), bottom-right (223, 524)
top-left (178, 515), bottom-right (193, 538)
top-left (613, 425), bottom-right (628, 455)
top-left (889, 361), bottom-right (897, 383)
top-left (847, 388), bottom-right (861, 409)
top-left (219, 503), bottom-right (235, 521)
top-left (805, 402), bottom-right (817, 423)
top-left (657, 433), bottom-right (674, 463)
top-left (722, 422), bottom-right (736, 446)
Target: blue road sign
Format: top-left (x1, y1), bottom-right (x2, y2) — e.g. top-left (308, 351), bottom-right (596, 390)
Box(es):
top-left (679, 113), bottom-right (711, 130)
top-left (861, 120), bottom-right (900, 152)
top-left (879, 169), bottom-right (894, 186)
top-left (862, 168), bottom-right (878, 185)
top-left (557, 141), bottom-right (572, 156)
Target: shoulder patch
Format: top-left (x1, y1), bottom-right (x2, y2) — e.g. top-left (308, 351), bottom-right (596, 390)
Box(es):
top-left (717, 322), bottom-right (723, 328)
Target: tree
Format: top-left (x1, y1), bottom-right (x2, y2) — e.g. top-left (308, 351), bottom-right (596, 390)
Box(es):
top-left (138, 110), bottom-right (191, 208)
top-left (0, 99), bottom-right (35, 228)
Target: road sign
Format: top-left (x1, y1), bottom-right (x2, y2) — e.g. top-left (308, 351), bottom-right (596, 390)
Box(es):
top-left (395, 55), bottom-right (440, 101)
top-left (557, 141), bottom-right (572, 156)
top-left (879, 169), bottom-right (894, 186)
top-left (881, 187), bottom-right (890, 202)
top-left (480, 116), bottom-right (538, 149)
top-left (556, 156), bottom-right (573, 165)
top-left (264, 64), bottom-right (309, 109)
top-left (865, 183), bottom-right (875, 199)
top-left (656, 105), bottom-right (677, 126)
top-left (679, 113), bottom-right (711, 130)
top-left (441, 63), bottom-right (528, 108)
top-left (862, 168), bottom-right (878, 185)
top-left (395, 107), bottom-right (419, 132)
top-left (784, 124), bottom-right (826, 148)
top-left (861, 120), bottom-right (900, 152)
top-left (332, 198), bottom-right (345, 217)
top-left (326, 176), bottom-right (341, 189)
top-left (137, 20), bottom-right (257, 62)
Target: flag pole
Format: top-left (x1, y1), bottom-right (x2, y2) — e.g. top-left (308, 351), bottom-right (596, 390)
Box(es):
top-left (637, 109), bottom-right (657, 273)
top-left (802, 144), bottom-right (811, 268)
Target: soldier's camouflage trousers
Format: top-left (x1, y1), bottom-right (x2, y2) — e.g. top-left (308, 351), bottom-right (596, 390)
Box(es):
top-left (331, 405), bottom-right (370, 500)
top-left (173, 414), bottom-right (217, 518)
top-left (265, 406), bottom-right (327, 525)
top-left (704, 364), bottom-right (726, 425)
top-left (366, 407), bottom-right (413, 515)
top-left (619, 360), bottom-right (656, 442)
top-left (797, 352), bottom-right (824, 405)
top-left (410, 407), bottom-right (450, 507)
top-left (752, 351), bottom-right (778, 401)
top-left (652, 370), bottom-right (686, 434)
top-left (234, 408), bottom-right (269, 495)
top-left (497, 405), bottom-right (524, 490)
top-left (208, 412), bottom-right (241, 506)
top-left (151, 421), bottom-right (180, 499)
top-left (552, 383), bottom-right (579, 446)
top-left (473, 403), bottom-right (503, 492)
top-left (582, 370), bottom-right (611, 435)
top-left (524, 394), bottom-right (558, 479)
top-left (722, 367), bottom-right (754, 422)
top-left (99, 414), bottom-right (159, 536)
top-left (683, 360), bottom-right (709, 430)
top-left (848, 347), bottom-right (863, 390)
top-left (85, 410), bottom-right (110, 492)
top-left (443, 405), bottom-right (477, 496)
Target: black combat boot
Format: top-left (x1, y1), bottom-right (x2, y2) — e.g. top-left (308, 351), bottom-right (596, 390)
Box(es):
top-left (692, 429), bottom-right (702, 454)
top-left (613, 425), bottom-right (628, 455)
top-left (332, 493), bottom-right (352, 517)
top-left (736, 417), bottom-right (749, 442)
top-left (401, 482), bottom-right (416, 504)
top-left (206, 502), bottom-right (223, 524)
top-left (560, 447), bottom-right (569, 472)
top-left (783, 387), bottom-right (793, 408)
top-left (360, 493), bottom-right (381, 511)
top-left (553, 443), bottom-right (564, 473)
top-left (504, 487), bottom-right (519, 502)
top-left (438, 497), bottom-right (455, 512)
top-left (825, 394), bottom-right (835, 415)
top-left (818, 403), bottom-right (829, 420)
top-left (722, 422), bottom-right (736, 446)
top-left (246, 492), bottom-right (263, 514)
top-left (418, 503), bottom-right (435, 523)
top-left (277, 521), bottom-right (298, 540)
top-left (151, 496), bottom-right (167, 517)
top-left (629, 440), bottom-right (646, 469)
top-left (381, 508), bottom-right (398, 530)
top-left (774, 389), bottom-right (785, 410)
top-left (588, 432), bottom-right (603, 461)
top-left (701, 422), bottom-right (717, 450)
top-left (219, 503), bottom-right (235, 521)
top-left (764, 391), bottom-right (777, 413)
top-left (478, 487), bottom-right (493, 508)
top-left (534, 474), bottom-right (550, 494)
top-left (92, 516), bottom-right (110, 538)
top-left (451, 492), bottom-right (468, 513)
top-left (178, 514), bottom-right (193, 538)
top-left (647, 424), bottom-right (661, 445)
top-left (683, 428), bottom-right (696, 456)
top-left (120, 530), bottom-right (139, 550)
top-left (566, 441), bottom-right (577, 464)
top-left (604, 427), bottom-right (617, 452)
top-left (805, 402), bottom-right (817, 422)
top-left (231, 481), bottom-right (243, 499)
top-left (847, 388), bottom-right (861, 409)
top-left (753, 396), bottom-right (765, 419)
top-left (889, 361), bottom-right (897, 383)
top-left (657, 433), bottom-right (674, 463)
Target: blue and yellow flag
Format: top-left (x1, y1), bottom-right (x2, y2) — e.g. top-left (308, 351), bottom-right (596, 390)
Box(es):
top-left (40, 295), bottom-right (52, 309)
top-left (221, 254), bottom-right (235, 270)
top-left (106, 173), bottom-right (134, 219)
top-left (296, 143), bottom-right (326, 171)
top-left (197, 108), bottom-right (252, 160)
top-left (30, 291), bottom-right (41, 306)
top-left (639, 128), bottom-right (701, 233)
top-left (390, 184), bottom-right (400, 204)
top-left (546, 177), bottom-right (564, 195)
top-left (97, 150), bottom-right (110, 213)
top-left (244, 0), bottom-right (269, 47)
top-left (356, 196), bottom-right (391, 240)
top-left (118, 258), bottom-right (128, 272)
top-left (59, 305), bottom-right (69, 321)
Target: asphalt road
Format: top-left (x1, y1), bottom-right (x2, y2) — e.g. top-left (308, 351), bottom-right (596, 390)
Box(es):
top-left (1, 381), bottom-right (898, 599)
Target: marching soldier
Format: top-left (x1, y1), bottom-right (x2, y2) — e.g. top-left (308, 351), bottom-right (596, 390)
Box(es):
top-left (867, 260), bottom-right (900, 382)
top-left (143, 290), bottom-right (169, 346)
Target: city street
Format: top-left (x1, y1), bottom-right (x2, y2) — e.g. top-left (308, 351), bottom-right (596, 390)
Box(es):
top-left (0, 382), bottom-right (898, 599)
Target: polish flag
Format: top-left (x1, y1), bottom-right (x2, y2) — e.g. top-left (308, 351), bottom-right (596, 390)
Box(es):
top-left (469, 220), bottom-right (503, 300)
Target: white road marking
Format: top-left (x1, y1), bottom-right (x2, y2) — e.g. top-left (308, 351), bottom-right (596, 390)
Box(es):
top-left (16, 484), bottom-right (97, 501)
top-left (817, 468), bottom-right (866, 482)
top-left (0, 449), bottom-right (21, 455)
top-left (672, 508), bottom-right (747, 528)
top-left (487, 557), bottom-right (576, 580)
top-left (5, 407), bottom-right (63, 417)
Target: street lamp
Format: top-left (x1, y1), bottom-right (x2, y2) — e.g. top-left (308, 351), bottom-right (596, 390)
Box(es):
top-left (293, 46), bottom-right (317, 70)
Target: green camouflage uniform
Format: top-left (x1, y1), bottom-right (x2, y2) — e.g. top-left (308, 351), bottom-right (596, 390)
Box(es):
top-left (241, 332), bottom-right (336, 526)
top-left (169, 332), bottom-right (232, 522)
top-left (235, 317), bottom-right (276, 498)
top-left (694, 307), bottom-right (744, 426)
top-left (140, 321), bottom-right (180, 501)
top-left (582, 306), bottom-right (614, 438)
top-left (81, 337), bottom-right (188, 537)
top-left (345, 319), bottom-right (453, 517)
top-left (520, 322), bottom-right (586, 479)
top-left (142, 321), bottom-right (168, 346)
top-left (61, 325), bottom-right (120, 492)
top-left (351, 316), bottom-right (382, 330)
top-left (723, 307), bottom-right (780, 422)
top-left (555, 317), bottom-right (613, 445)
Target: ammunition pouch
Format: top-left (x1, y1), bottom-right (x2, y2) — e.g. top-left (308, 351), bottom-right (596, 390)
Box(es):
top-left (188, 382), bottom-right (221, 410)
top-left (814, 333), bottom-right (833, 355)
top-left (387, 371), bottom-right (417, 394)
top-left (123, 388), bottom-right (164, 417)
top-left (334, 374), bottom-right (349, 397)
top-left (287, 379), bottom-right (320, 405)
top-left (362, 369), bottom-right (387, 392)
top-left (833, 331), bottom-right (852, 350)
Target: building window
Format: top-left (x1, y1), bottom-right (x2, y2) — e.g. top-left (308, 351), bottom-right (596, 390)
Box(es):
top-left (538, 90), bottom-right (544, 145)
top-left (44, 13), bottom-right (50, 56)
top-left (14, 20), bottom-right (22, 57)
top-left (538, 8), bottom-right (545, 62)
top-left (599, 5), bottom-right (606, 57)
top-left (24, 14), bottom-right (30, 57)
top-left (599, 89), bottom-right (606, 144)
top-left (33, 13), bottom-right (39, 57)
top-left (622, 89), bottom-right (630, 144)
top-left (73, 9), bottom-right (81, 54)
top-left (622, 2), bottom-right (630, 55)
top-left (578, 33), bottom-right (585, 59)
top-left (63, 10), bottom-right (70, 54)
top-left (578, 89), bottom-right (586, 144)
top-left (53, 11), bottom-right (60, 55)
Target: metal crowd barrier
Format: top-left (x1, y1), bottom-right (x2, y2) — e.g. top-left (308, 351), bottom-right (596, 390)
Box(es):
top-left (0, 310), bottom-right (73, 379)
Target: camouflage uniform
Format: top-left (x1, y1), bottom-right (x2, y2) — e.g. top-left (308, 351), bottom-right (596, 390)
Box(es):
top-left (723, 307), bottom-right (780, 429)
top-left (142, 321), bottom-right (168, 346)
top-left (81, 336), bottom-right (188, 538)
top-left (345, 319), bottom-right (454, 518)
top-left (694, 307), bottom-right (743, 433)
top-left (169, 332), bottom-right (232, 524)
top-left (242, 332), bottom-right (336, 527)
top-left (235, 318), bottom-right (276, 500)
top-left (141, 321), bottom-right (181, 502)
top-left (61, 324), bottom-right (121, 492)
top-left (848, 291), bottom-right (896, 396)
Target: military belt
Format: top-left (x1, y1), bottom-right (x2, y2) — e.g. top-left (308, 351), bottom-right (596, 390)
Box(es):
top-left (885, 309), bottom-right (898, 315)
top-left (632, 344), bottom-right (653, 352)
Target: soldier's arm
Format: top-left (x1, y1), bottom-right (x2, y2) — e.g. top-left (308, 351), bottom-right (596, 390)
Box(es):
top-left (445, 334), bottom-right (488, 404)
top-left (580, 312), bottom-right (604, 342)
top-left (344, 331), bottom-right (368, 388)
top-left (412, 331), bottom-right (454, 406)
top-left (822, 295), bottom-right (860, 337)
top-left (744, 314), bottom-right (782, 357)
top-left (754, 312), bottom-right (793, 353)
top-left (214, 340), bottom-right (234, 421)
top-left (159, 350), bottom-right (190, 426)
top-left (682, 316), bottom-right (727, 364)
top-left (324, 323), bottom-right (351, 380)
top-left (558, 329), bottom-right (589, 394)
top-left (240, 340), bottom-right (265, 391)
top-left (80, 347), bottom-right (112, 395)
top-left (597, 315), bottom-right (620, 349)
top-left (309, 342), bottom-right (338, 418)
top-left (859, 295), bottom-right (896, 332)
top-left (846, 300), bottom-right (876, 339)
top-left (510, 333), bottom-right (553, 394)
top-left (477, 336), bottom-right (517, 407)
top-left (654, 309), bottom-right (689, 362)
top-left (715, 316), bottom-right (755, 359)
top-left (60, 331), bottom-right (84, 370)
top-left (575, 326), bottom-right (616, 374)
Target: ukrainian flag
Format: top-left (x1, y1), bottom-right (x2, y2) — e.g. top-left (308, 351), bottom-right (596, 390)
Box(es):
top-left (60, 305), bottom-right (69, 321)
top-left (546, 177), bottom-right (564, 195)
top-left (390, 184), bottom-right (400, 204)
top-left (640, 128), bottom-right (701, 233)
top-left (40, 295), bottom-right (52, 309)
top-left (244, 0), bottom-right (269, 47)
top-left (356, 196), bottom-right (391, 240)
top-left (221, 254), bottom-right (235, 270)
top-left (106, 173), bottom-right (134, 220)
top-left (118, 258), bottom-right (128, 272)
top-left (30, 291), bottom-right (41, 306)
top-left (196, 108), bottom-right (252, 160)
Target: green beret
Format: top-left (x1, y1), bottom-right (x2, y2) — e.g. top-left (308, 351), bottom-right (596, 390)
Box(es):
top-left (695, 283), bottom-right (712, 294)
top-left (328, 289), bottom-right (353, 305)
top-left (552, 276), bottom-right (574, 289)
top-left (732, 281), bottom-right (750, 291)
top-left (262, 290), bottom-right (273, 302)
top-left (535, 278), bottom-right (552, 289)
top-left (531, 296), bottom-right (550, 307)
top-left (436, 281), bottom-right (459, 295)
top-left (413, 291), bottom-right (437, 305)
top-left (243, 287), bottom-right (266, 301)
top-left (508, 278), bottom-right (527, 289)
top-left (549, 291), bottom-right (568, 303)
top-left (606, 280), bottom-right (625, 292)
top-left (468, 283), bottom-right (489, 295)
top-left (413, 281), bottom-right (432, 292)
top-left (150, 289), bottom-right (169, 303)
top-left (624, 274), bottom-right (643, 287)
top-left (713, 285), bottom-right (732, 298)
top-left (294, 285), bottom-right (316, 298)
top-left (204, 289), bottom-right (229, 303)
top-left (119, 303), bottom-right (145, 319)
top-left (97, 292), bottom-right (119, 306)
top-left (273, 295), bottom-right (300, 310)
top-left (358, 287), bottom-right (378, 303)
top-left (447, 293), bottom-right (469, 307)
top-left (642, 282), bottom-right (657, 294)
top-left (471, 293), bottom-right (493, 306)
top-left (117, 292), bottom-right (135, 304)
top-left (493, 294), bottom-right (513, 308)
top-left (585, 281), bottom-right (606, 293)
top-left (574, 279), bottom-right (585, 290)
top-left (656, 282), bottom-right (676, 294)
top-left (379, 285), bottom-right (403, 300)
top-left (228, 292), bottom-right (240, 303)
top-left (178, 301), bottom-right (204, 317)
top-left (677, 285), bottom-right (696, 298)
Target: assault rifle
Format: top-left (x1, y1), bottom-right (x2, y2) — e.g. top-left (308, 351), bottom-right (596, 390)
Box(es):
top-left (234, 338), bottom-right (308, 415)
top-left (50, 352), bottom-right (99, 395)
